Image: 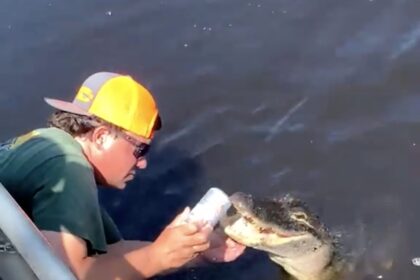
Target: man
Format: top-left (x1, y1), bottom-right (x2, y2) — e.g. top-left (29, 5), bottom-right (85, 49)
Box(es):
top-left (0, 72), bottom-right (245, 279)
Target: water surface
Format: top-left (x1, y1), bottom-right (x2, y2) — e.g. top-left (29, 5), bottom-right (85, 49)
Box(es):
top-left (2, 0), bottom-right (420, 279)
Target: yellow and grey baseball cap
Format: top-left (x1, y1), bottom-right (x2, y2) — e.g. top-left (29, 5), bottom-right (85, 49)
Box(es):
top-left (44, 72), bottom-right (161, 139)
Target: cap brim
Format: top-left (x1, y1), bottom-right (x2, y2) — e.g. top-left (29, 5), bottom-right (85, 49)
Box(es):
top-left (44, 98), bottom-right (91, 116)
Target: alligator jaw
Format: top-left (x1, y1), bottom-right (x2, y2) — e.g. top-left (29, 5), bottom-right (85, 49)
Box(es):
top-left (221, 212), bottom-right (307, 252)
top-left (220, 192), bottom-right (340, 280)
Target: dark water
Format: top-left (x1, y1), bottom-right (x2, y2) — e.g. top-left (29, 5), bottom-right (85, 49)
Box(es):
top-left (2, 0), bottom-right (420, 279)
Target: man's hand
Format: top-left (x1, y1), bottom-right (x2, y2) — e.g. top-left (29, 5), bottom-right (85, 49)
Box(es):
top-left (149, 208), bottom-right (211, 272)
top-left (200, 227), bottom-right (246, 263)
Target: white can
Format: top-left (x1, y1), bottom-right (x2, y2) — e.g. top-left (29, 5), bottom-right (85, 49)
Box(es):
top-left (186, 187), bottom-right (232, 227)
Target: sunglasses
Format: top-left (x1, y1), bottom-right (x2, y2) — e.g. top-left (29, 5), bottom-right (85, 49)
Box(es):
top-left (118, 131), bottom-right (151, 159)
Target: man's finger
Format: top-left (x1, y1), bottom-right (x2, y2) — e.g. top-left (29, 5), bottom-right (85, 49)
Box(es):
top-left (192, 242), bottom-right (211, 253)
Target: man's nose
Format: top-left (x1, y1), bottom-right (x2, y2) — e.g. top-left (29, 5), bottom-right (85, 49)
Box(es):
top-left (136, 157), bottom-right (147, 169)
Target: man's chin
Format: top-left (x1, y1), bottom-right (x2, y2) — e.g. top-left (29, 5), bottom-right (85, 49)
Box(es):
top-left (105, 181), bottom-right (127, 190)
top-left (109, 175), bottom-right (135, 189)
top-left (116, 182), bottom-right (127, 189)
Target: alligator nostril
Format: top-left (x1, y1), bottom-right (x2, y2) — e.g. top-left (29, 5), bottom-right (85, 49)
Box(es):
top-left (226, 205), bottom-right (238, 217)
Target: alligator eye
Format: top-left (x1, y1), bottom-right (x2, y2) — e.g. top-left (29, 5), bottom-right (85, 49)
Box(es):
top-left (226, 205), bottom-right (238, 217)
top-left (291, 212), bottom-right (308, 222)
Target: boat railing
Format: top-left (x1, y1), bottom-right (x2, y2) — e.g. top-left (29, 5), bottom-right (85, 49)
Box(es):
top-left (0, 182), bottom-right (77, 280)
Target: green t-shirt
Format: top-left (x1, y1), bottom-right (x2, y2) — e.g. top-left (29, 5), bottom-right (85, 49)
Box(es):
top-left (0, 127), bottom-right (122, 255)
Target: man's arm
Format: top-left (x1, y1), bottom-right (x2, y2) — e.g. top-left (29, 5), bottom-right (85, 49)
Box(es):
top-left (41, 209), bottom-right (210, 280)
top-left (43, 230), bottom-right (157, 279)
top-left (106, 239), bottom-right (151, 256)
top-left (105, 228), bottom-right (246, 271)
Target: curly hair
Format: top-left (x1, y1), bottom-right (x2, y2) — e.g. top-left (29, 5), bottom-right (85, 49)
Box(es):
top-left (48, 110), bottom-right (162, 137)
top-left (47, 111), bottom-right (118, 137)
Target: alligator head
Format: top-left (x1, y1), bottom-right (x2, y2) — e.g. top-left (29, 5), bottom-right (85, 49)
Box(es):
top-left (220, 192), bottom-right (343, 280)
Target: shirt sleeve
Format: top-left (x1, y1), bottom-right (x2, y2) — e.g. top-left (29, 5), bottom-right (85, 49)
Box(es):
top-left (27, 155), bottom-right (109, 255)
top-left (100, 207), bottom-right (122, 245)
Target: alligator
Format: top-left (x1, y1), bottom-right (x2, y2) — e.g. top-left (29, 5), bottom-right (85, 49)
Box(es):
top-left (220, 192), bottom-right (345, 280)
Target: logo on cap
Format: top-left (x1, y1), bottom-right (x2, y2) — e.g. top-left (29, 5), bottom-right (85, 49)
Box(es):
top-left (75, 86), bottom-right (95, 103)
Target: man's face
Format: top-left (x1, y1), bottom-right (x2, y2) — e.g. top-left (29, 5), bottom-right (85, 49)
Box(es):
top-left (93, 127), bottom-right (151, 189)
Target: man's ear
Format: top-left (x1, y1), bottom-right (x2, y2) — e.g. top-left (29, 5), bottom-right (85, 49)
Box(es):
top-left (91, 126), bottom-right (114, 150)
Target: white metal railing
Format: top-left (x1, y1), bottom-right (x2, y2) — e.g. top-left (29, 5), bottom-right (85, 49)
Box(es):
top-left (0, 182), bottom-right (77, 280)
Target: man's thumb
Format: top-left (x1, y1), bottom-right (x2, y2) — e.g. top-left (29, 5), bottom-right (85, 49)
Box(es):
top-left (168, 207), bottom-right (190, 227)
